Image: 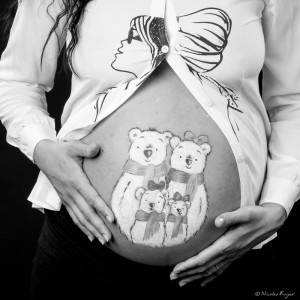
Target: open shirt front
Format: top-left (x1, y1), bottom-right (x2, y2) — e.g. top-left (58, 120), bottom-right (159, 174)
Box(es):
top-left (0, 0), bottom-right (300, 237)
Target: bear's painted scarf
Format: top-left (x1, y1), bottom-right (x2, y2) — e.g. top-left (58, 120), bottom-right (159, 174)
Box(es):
top-left (123, 160), bottom-right (167, 188)
top-left (135, 210), bottom-right (165, 241)
top-left (167, 214), bottom-right (188, 239)
top-left (168, 168), bottom-right (204, 201)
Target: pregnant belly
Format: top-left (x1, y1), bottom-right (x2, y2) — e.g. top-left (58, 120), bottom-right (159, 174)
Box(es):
top-left (82, 60), bottom-right (240, 266)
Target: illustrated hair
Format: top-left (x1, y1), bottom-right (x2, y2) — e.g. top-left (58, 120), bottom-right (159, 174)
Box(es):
top-left (0, 0), bottom-right (93, 77)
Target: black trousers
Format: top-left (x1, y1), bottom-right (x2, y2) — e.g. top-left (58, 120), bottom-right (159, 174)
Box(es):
top-left (30, 206), bottom-right (279, 300)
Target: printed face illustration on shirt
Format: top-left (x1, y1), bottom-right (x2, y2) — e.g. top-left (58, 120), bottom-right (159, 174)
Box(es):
top-left (96, 8), bottom-right (243, 139)
top-left (111, 16), bottom-right (168, 78)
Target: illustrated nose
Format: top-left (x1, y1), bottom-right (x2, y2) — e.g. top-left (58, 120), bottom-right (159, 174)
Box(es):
top-left (149, 203), bottom-right (155, 209)
top-left (186, 158), bottom-right (192, 165)
top-left (177, 208), bottom-right (182, 214)
top-left (144, 149), bottom-right (153, 158)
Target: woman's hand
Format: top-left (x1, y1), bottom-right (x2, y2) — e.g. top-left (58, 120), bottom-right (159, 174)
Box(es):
top-left (170, 203), bottom-right (287, 287)
top-left (33, 139), bottom-right (114, 245)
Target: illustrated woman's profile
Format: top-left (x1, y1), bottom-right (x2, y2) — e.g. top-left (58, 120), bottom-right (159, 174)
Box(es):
top-left (111, 15), bottom-right (168, 81)
top-left (94, 16), bottom-right (168, 122)
top-left (96, 8), bottom-right (244, 138)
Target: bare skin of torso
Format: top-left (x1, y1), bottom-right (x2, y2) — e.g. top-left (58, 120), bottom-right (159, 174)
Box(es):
top-left (82, 59), bottom-right (240, 266)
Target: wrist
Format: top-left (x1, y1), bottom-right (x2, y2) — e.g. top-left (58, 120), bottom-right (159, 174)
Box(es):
top-left (260, 202), bottom-right (287, 229)
top-left (33, 139), bottom-right (58, 165)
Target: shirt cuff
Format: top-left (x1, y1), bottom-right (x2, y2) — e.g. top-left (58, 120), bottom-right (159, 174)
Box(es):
top-left (28, 171), bottom-right (62, 211)
top-left (259, 177), bottom-right (300, 216)
top-left (8, 122), bottom-right (58, 162)
top-left (252, 233), bottom-right (277, 249)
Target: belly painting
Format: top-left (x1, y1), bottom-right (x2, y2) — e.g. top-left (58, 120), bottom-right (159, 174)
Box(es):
top-left (82, 60), bottom-right (241, 266)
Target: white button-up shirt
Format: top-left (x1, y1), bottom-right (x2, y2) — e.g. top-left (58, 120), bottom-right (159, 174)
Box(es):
top-left (0, 0), bottom-right (300, 227)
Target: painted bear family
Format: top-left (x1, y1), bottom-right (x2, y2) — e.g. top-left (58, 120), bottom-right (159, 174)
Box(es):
top-left (111, 128), bottom-right (211, 247)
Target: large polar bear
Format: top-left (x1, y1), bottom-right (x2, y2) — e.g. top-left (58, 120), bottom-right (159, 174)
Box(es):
top-left (130, 181), bottom-right (168, 247)
top-left (167, 131), bottom-right (211, 241)
top-left (111, 128), bottom-right (172, 240)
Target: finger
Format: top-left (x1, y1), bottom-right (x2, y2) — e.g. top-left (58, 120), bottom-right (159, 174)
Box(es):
top-left (68, 140), bottom-right (101, 158)
top-left (172, 233), bottom-right (231, 274)
top-left (199, 274), bottom-right (219, 288)
top-left (215, 206), bottom-right (256, 228)
top-left (200, 262), bottom-right (231, 287)
top-left (177, 268), bottom-right (215, 287)
top-left (76, 171), bottom-right (114, 223)
top-left (172, 255), bottom-right (230, 281)
top-left (70, 203), bottom-right (106, 245)
top-left (64, 204), bottom-right (95, 242)
top-left (69, 193), bottom-right (110, 244)
top-left (178, 260), bottom-right (230, 287)
top-left (171, 265), bottom-right (206, 280)
top-left (65, 200), bottom-right (105, 244)
top-left (73, 192), bottom-right (112, 241)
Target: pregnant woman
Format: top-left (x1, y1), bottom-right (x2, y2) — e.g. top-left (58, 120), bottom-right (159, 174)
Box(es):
top-left (0, 0), bottom-right (299, 298)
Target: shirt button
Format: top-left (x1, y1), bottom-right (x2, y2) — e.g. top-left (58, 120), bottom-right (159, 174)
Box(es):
top-left (238, 155), bottom-right (245, 163)
top-left (161, 45), bottom-right (169, 53)
top-left (205, 100), bottom-right (214, 107)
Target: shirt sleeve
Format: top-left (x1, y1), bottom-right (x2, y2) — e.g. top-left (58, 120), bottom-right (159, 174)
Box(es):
top-left (259, 0), bottom-right (300, 216)
top-left (0, 0), bottom-right (67, 161)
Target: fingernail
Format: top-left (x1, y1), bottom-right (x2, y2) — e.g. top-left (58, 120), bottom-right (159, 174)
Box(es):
top-left (87, 235), bottom-right (94, 242)
top-left (98, 237), bottom-right (106, 245)
top-left (102, 234), bottom-right (110, 243)
top-left (179, 281), bottom-right (187, 287)
top-left (106, 215), bottom-right (113, 223)
top-left (216, 217), bottom-right (225, 227)
top-left (170, 273), bottom-right (178, 280)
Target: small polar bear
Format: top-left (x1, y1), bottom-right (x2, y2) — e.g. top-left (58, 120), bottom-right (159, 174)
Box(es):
top-left (111, 128), bottom-right (172, 240)
top-left (130, 181), bottom-right (168, 247)
top-left (164, 192), bottom-right (191, 246)
top-left (167, 131), bottom-right (211, 241)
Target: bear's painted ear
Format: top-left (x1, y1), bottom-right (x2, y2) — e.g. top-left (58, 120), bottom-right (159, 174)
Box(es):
top-left (163, 131), bottom-right (173, 144)
top-left (168, 199), bottom-right (174, 206)
top-left (185, 201), bottom-right (191, 208)
top-left (170, 136), bottom-right (181, 149)
top-left (129, 128), bottom-right (142, 142)
top-left (200, 143), bottom-right (211, 155)
top-left (161, 189), bottom-right (169, 200)
top-left (135, 187), bottom-right (145, 201)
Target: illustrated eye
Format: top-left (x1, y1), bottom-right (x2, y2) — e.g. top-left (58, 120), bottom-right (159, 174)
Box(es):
top-left (128, 26), bottom-right (142, 44)
top-left (132, 33), bottom-right (142, 42)
top-left (137, 146), bottom-right (139, 149)
top-left (156, 149), bottom-right (158, 151)
top-left (180, 156), bottom-right (182, 158)
top-left (195, 159), bottom-right (198, 161)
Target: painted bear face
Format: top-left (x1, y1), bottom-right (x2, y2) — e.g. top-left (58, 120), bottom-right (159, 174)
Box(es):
top-left (128, 128), bottom-right (172, 166)
top-left (170, 137), bottom-right (211, 174)
top-left (168, 199), bottom-right (191, 216)
top-left (135, 187), bottom-right (168, 213)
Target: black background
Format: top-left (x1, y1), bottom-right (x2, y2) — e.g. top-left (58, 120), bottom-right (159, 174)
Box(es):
top-left (0, 2), bottom-right (299, 299)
